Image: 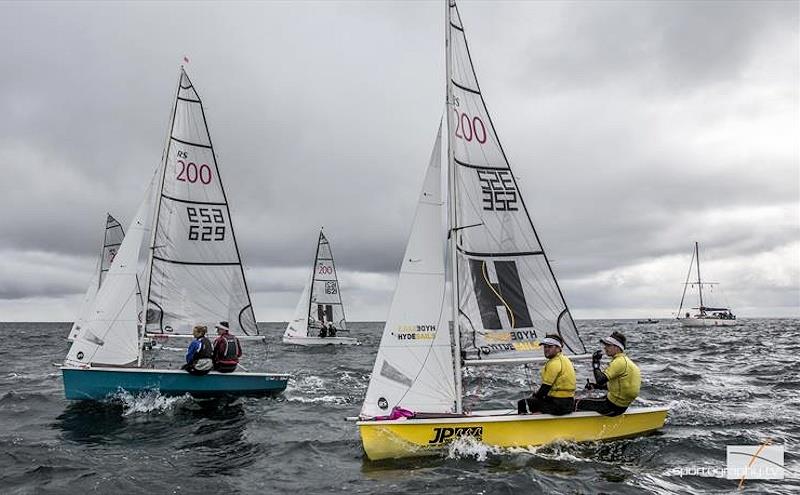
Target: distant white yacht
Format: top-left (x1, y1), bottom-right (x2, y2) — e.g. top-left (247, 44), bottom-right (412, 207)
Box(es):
top-left (676, 242), bottom-right (738, 327)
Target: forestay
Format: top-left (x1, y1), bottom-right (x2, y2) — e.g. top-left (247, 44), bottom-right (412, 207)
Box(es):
top-left (68, 214), bottom-right (129, 342)
top-left (144, 69), bottom-right (257, 337)
top-left (65, 185), bottom-right (155, 367)
top-left (361, 125), bottom-right (456, 417)
top-left (447, 2), bottom-right (586, 360)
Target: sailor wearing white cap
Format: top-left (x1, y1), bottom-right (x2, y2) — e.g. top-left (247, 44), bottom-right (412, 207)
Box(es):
top-left (576, 331), bottom-right (641, 416)
top-left (517, 334), bottom-right (576, 416)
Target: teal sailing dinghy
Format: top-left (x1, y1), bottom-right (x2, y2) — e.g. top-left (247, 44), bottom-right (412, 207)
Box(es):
top-left (61, 68), bottom-right (289, 400)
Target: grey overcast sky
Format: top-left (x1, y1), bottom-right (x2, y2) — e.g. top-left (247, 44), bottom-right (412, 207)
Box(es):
top-left (0, 0), bottom-right (797, 321)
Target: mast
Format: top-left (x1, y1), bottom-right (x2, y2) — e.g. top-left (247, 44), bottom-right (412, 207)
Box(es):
top-left (305, 229), bottom-right (324, 336)
top-left (695, 241), bottom-right (704, 311)
top-left (676, 244), bottom-right (695, 318)
top-left (326, 230), bottom-right (348, 330)
top-left (446, 0), bottom-right (463, 414)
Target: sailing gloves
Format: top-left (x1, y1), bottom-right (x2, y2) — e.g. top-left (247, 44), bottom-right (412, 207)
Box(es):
top-left (588, 350), bottom-right (609, 389)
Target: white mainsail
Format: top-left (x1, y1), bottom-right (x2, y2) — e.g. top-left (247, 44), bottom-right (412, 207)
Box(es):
top-left (65, 186), bottom-right (154, 367)
top-left (361, 124), bottom-right (456, 417)
top-left (310, 231), bottom-right (347, 331)
top-left (447, 1), bottom-right (586, 361)
top-left (144, 69), bottom-right (257, 337)
top-left (68, 214), bottom-right (128, 342)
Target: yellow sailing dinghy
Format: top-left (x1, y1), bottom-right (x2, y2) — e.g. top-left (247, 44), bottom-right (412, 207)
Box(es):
top-left (356, 0), bottom-right (667, 461)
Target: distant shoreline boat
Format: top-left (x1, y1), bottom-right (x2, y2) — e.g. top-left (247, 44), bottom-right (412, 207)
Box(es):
top-left (637, 319), bottom-right (659, 325)
top-left (676, 242), bottom-right (738, 328)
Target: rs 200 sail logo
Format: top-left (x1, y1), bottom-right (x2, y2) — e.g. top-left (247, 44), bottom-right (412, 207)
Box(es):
top-left (428, 426), bottom-right (483, 444)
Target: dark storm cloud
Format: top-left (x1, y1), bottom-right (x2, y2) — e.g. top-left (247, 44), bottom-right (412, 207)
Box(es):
top-left (0, 1), bottom-right (796, 318)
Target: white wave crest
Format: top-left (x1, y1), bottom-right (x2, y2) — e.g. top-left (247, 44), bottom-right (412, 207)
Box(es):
top-left (445, 435), bottom-right (500, 461)
top-left (111, 389), bottom-right (192, 416)
top-left (285, 394), bottom-right (351, 405)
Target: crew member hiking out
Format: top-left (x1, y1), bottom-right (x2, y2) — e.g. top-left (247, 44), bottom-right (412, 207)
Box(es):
top-left (212, 321), bottom-right (242, 373)
top-left (517, 334), bottom-right (576, 416)
top-left (576, 331), bottom-right (641, 416)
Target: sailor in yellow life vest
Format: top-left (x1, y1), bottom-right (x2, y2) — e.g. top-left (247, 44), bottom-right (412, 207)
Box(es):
top-left (517, 334), bottom-right (576, 415)
top-left (576, 331), bottom-right (641, 416)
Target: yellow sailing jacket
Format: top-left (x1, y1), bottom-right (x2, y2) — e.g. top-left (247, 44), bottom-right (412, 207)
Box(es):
top-left (541, 352), bottom-right (576, 398)
top-left (604, 352), bottom-right (641, 407)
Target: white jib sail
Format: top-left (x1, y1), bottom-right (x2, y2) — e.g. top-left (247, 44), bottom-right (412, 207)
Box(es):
top-left (144, 69), bottom-right (257, 337)
top-left (68, 214), bottom-right (127, 342)
top-left (68, 259), bottom-right (100, 343)
top-left (65, 185), bottom-right (154, 367)
top-left (361, 124), bottom-right (456, 417)
top-left (447, 1), bottom-right (586, 361)
top-left (284, 270), bottom-right (312, 339)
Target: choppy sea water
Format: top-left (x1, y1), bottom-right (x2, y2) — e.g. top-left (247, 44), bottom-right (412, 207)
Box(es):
top-left (1, 320), bottom-right (798, 494)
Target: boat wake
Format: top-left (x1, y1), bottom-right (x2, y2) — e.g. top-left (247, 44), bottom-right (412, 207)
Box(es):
top-left (446, 436), bottom-right (500, 461)
top-left (111, 389), bottom-right (193, 416)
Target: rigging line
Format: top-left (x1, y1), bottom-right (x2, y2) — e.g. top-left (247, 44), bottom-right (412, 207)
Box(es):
top-left (676, 247), bottom-right (696, 316)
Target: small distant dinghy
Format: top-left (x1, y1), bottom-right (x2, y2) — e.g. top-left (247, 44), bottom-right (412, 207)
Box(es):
top-left (356, 1), bottom-right (667, 461)
top-left (61, 68), bottom-right (289, 400)
top-left (68, 214), bottom-right (137, 342)
top-left (637, 319), bottom-right (659, 325)
top-left (676, 242), bottom-right (739, 327)
top-left (283, 230), bottom-right (360, 346)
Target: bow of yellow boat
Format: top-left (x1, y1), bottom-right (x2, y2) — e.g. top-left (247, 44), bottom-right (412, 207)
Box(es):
top-left (358, 406), bottom-right (668, 461)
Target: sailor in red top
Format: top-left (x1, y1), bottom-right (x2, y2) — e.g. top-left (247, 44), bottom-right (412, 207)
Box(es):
top-left (212, 321), bottom-right (242, 373)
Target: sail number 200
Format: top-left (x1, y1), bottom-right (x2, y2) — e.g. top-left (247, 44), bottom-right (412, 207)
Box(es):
top-left (176, 157), bottom-right (212, 185)
top-left (454, 111), bottom-right (487, 144)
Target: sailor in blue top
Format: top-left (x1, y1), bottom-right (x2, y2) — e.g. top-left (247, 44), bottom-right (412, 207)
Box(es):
top-left (182, 325), bottom-right (214, 375)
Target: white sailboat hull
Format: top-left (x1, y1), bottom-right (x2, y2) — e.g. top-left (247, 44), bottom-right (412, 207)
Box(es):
top-left (282, 335), bottom-right (360, 346)
top-left (679, 317), bottom-right (739, 327)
